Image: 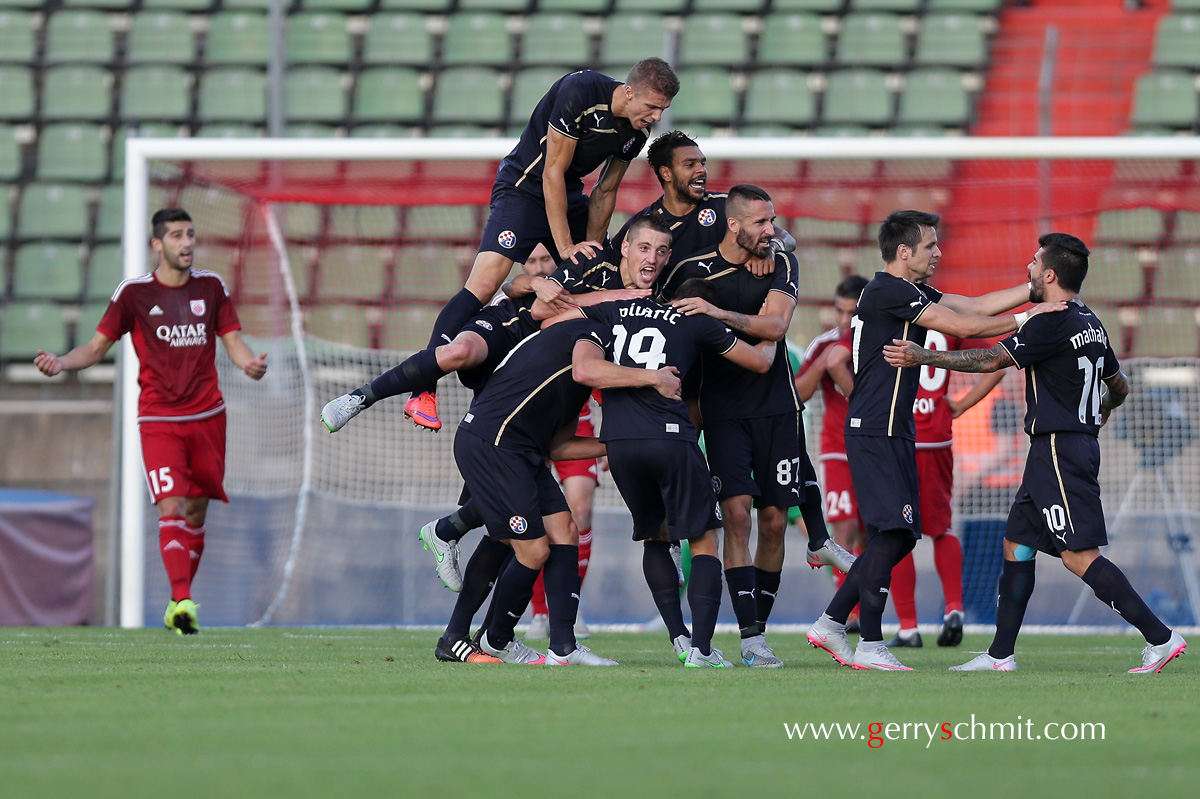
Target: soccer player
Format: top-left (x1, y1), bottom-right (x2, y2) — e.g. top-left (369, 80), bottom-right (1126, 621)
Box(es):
top-left (663, 184), bottom-right (852, 668)
top-left (406, 59), bottom-right (679, 431)
top-left (884, 233), bottom-right (1188, 673)
top-left (33, 208), bottom-right (268, 635)
top-left (805, 210), bottom-right (1066, 672)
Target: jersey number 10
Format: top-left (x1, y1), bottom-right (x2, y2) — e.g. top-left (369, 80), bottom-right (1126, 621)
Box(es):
top-left (1076, 356), bottom-right (1105, 425)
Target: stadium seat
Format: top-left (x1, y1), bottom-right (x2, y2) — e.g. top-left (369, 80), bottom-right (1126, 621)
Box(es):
top-left (178, 184), bottom-right (251, 240)
top-left (927, 0), bottom-right (1001, 10)
top-left (379, 0), bottom-right (452, 9)
top-left (141, 0), bottom-right (212, 9)
top-left (441, 13), bottom-right (512, 67)
top-left (126, 11), bottom-right (195, 64)
top-left (1134, 307), bottom-right (1199, 357)
top-left (0, 122), bottom-right (19, 180)
top-left (403, 206), bottom-right (478, 243)
top-left (736, 123), bottom-right (799, 137)
top-left (428, 124), bottom-right (495, 137)
top-left (1085, 247), bottom-right (1144, 302)
top-left (1156, 246), bottom-right (1200, 300)
top-left (353, 67), bottom-right (424, 124)
top-left (394, 244), bottom-right (467, 300)
top-left (275, 203), bottom-right (323, 241)
top-left (43, 10), bottom-right (114, 64)
top-left (743, 69), bottom-right (815, 127)
top-left (0, 10), bottom-right (35, 63)
top-left (285, 67), bottom-right (347, 123)
top-left (300, 0), bottom-right (373, 9)
top-left (432, 67), bottom-right (504, 126)
top-left (0, 192), bottom-right (9, 239)
top-left (835, 13), bottom-right (907, 69)
top-left (1130, 70), bottom-right (1199, 129)
top-left (111, 123), bottom-right (180, 179)
top-left (538, 0), bottom-right (608, 10)
top-left (120, 65), bottom-right (192, 122)
top-left (868, 186), bottom-right (944, 221)
top-left (614, 0), bottom-right (686, 11)
top-left (197, 68), bottom-right (267, 123)
top-left (915, 13), bottom-right (988, 68)
top-left (790, 216), bottom-right (861, 244)
top-left (669, 67), bottom-right (735, 125)
top-left (13, 242), bottom-right (84, 300)
top-left (510, 67), bottom-right (568, 124)
top-left (0, 64), bottom-right (32, 119)
top-left (521, 14), bottom-right (590, 69)
top-left (600, 14), bottom-right (668, 69)
top-left (362, 13), bottom-right (432, 66)
top-left (0, 302), bottom-right (68, 360)
top-left (205, 12), bottom-right (270, 66)
top-left (757, 13), bottom-right (827, 67)
top-left (1173, 211), bottom-right (1200, 242)
top-left (678, 14), bottom-right (749, 67)
top-left (94, 184), bottom-right (122, 241)
top-left (17, 183), bottom-right (89, 239)
top-left (382, 304), bottom-right (440, 352)
top-left (1095, 207), bottom-right (1164, 245)
top-left (195, 123), bottom-right (262, 138)
top-left (287, 12), bottom-right (352, 65)
top-left (86, 242), bottom-right (122, 299)
top-left (76, 300), bottom-right (115, 357)
top-left (773, 0), bottom-right (841, 9)
top-left (317, 245), bottom-right (391, 299)
top-left (693, 0), bottom-right (766, 10)
top-left (40, 66), bottom-right (112, 121)
top-left (787, 308), bottom-right (829, 353)
top-left (1152, 14), bottom-right (1200, 69)
top-left (793, 246), bottom-right (846, 300)
top-left (898, 68), bottom-right (970, 126)
top-left (305, 304), bottom-right (373, 349)
top-left (349, 124), bottom-right (420, 138)
top-left (850, 0), bottom-right (921, 10)
top-left (822, 69), bottom-right (891, 126)
top-left (460, 0), bottom-right (527, 10)
top-left (35, 122), bottom-right (108, 181)
top-left (328, 206), bottom-right (399, 240)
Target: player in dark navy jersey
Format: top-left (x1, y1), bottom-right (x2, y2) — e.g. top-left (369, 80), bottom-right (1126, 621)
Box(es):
top-left (884, 232), bottom-right (1187, 674)
top-left (406, 59), bottom-right (679, 431)
top-left (806, 210), bottom-right (1069, 671)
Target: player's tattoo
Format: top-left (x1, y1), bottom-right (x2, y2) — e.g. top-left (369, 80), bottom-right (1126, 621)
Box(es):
top-left (914, 343), bottom-right (1015, 373)
top-left (1102, 369), bottom-right (1129, 409)
top-left (720, 310), bottom-right (754, 333)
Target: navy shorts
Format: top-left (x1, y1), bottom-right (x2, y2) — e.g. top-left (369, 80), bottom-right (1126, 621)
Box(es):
top-left (1006, 432), bottom-right (1108, 556)
top-left (846, 434), bottom-right (921, 538)
top-left (606, 439), bottom-right (722, 542)
top-left (453, 428), bottom-right (570, 541)
top-left (704, 412), bottom-right (808, 508)
top-left (454, 305), bottom-right (538, 392)
top-left (478, 186), bottom-right (589, 262)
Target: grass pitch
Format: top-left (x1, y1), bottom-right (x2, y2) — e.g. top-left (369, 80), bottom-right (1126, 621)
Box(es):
top-left (1, 628), bottom-right (1195, 799)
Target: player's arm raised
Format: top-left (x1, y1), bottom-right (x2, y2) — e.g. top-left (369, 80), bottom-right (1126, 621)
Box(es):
top-left (530, 288), bottom-right (649, 320)
top-left (916, 299), bottom-right (1064, 340)
top-left (571, 339), bottom-right (681, 400)
top-left (220, 330), bottom-right (268, 380)
top-left (936, 283), bottom-right (1032, 316)
top-left (671, 288), bottom-right (796, 342)
top-left (883, 340), bottom-right (1015, 373)
top-left (34, 331), bottom-right (116, 377)
top-left (586, 155), bottom-right (631, 244)
top-left (544, 128), bottom-right (601, 262)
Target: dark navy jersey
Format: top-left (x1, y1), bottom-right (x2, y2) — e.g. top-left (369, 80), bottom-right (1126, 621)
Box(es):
top-left (613, 193), bottom-right (728, 278)
top-left (846, 272), bottom-right (944, 440)
top-left (997, 299), bottom-right (1120, 437)
top-left (582, 298), bottom-right (736, 442)
top-left (547, 244), bottom-right (624, 295)
top-left (662, 249), bottom-right (801, 422)
top-left (494, 70), bottom-right (647, 201)
top-left (457, 319), bottom-right (603, 453)
top-left (479, 295), bottom-right (540, 340)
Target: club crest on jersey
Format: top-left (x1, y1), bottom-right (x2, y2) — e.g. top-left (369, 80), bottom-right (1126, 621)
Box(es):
top-left (190, 299), bottom-right (206, 316)
top-left (697, 208), bottom-right (716, 227)
top-left (509, 516), bottom-right (528, 534)
top-left (715, 502), bottom-right (723, 521)
top-left (902, 504), bottom-right (914, 524)
top-left (474, 320), bottom-right (494, 331)
top-left (622, 137), bottom-right (636, 153)
top-left (712, 476), bottom-right (722, 494)
top-left (497, 230), bottom-right (517, 249)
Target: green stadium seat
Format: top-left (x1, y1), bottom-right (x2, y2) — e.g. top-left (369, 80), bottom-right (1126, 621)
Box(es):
top-left (790, 217), bottom-right (861, 244)
top-left (1130, 70), bottom-right (1199, 129)
top-left (915, 13), bottom-right (988, 68)
top-left (382, 304), bottom-right (439, 352)
top-left (0, 302), bottom-right (68, 360)
top-left (0, 191), bottom-right (9, 239)
top-left (120, 65), bottom-right (191, 122)
top-left (76, 300), bottom-right (115, 357)
top-left (197, 68), bottom-right (266, 123)
top-left (678, 14), bottom-right (749, 67)
top-left (317, 245), bottom-right (390, 299)
top-left (743, 69), bottom-right (815, 127)
top-left (395, 244), bottom-right (466, 300)
top-left (287, 12), bottom-right (352, 65)
top-left (328, 206), bottom-right (399, 239)
top-left (793, 246), bottom-right (845, 300)
top-left (36, 123), bottom-right (108, 181)
top-left (353, 67), bottom-right (423, 124)
top-left (615, 0), bottom-right (686, 11)
top-left (1095, 207), bottom-right (1164, 245)
top-left (432, 67), bottom-right (504, 125)
top-left (773, 0), bottom-right (841, 9)
top-left (41, 66), bottom-right (112, 121)
top-left (670, 67), bottom-right (735, 124)
top-left (898, 68), bottom-right (970, 126)
top-left (17, 183), bottom-right (89, 239)
top-left (822, 69), bottom-right (891, 126)
top-left (205, 12), bottom-right (269, 66)
top-left (835, 13), bottom-right (907, 68)
top-left (285, 67), bottom-right (347, 123)
top-left (141, 0), bottom-right (212, 9)
top-left (928, 0), bottom-right (1001, 9)
top-left (693, 0), bottom-right (765, 10)
top-left (441, 13), bottom-right (512, 67)
top-left (126, 11), bottom-right (195, 65)
top-left (851, 0), bottom-right (921, 9)
top-left (521, 14), bottom-right (590, 69)
top-left (305, 304), bottom-right (372, 349)
top-left (0, 10), bottom-right (35, 63)
top-left (378, 0), bottom-right (449, 11)
top-left (538, 0), bottom-right (608, 11)
top-left (428, 124), bottom-right (496, 137)
top-left (787, 308), bottom-right (829, 353)
top-left (111, 123), bottom-right (180, 179)
top-left (757, 13), bottom-right (826, 67)
top-left (349, 124), bottom-right (420, 138)
top-left (404, 206), bottom-right (478, 242)
top-left (43, 10), bottom-right (114, 64)
top-left (63, 0), bottom-right (135, 7)
top-left (850, 244), bottom-right (885, 273)
top-left (94, 184), bottom-right (122, 241)
top-left (1152, 14), bottom-right (1200, 69)
top-left (0, 122), bottom-right (19, 180)
top-left (195, 123), bottom-right (262, 138)
top-left (178, 184), bottom-right (250, 240)
top-left (460, 0), bottom-right (527, 10)
top-left (1085, 247), bottom-right (1144, 302)
top-left (13, 241), bottom-right (84, 301)
top-left (600, 14), bottom-right (668, 69)
top-left (0, 64), bottom-right (32, 119)
top-left (275, 203), bottom-right (323, 241)
top-left (362, 13), bottom-right (432, 66)
top-left (1173, 211), bottom-right (1200, 242)
top-left (510, 67), bottom-right (567, 125)
top-left (86, 243), bottom-right (122, 299)
top-left (736, 123), bottom-right (799, 137)
top-left (299, 0), bottom-right (373, 10)
top-left (1134, 307), bottom-right (1199, 357)
top-left (1156, 246), bottom-right (1200, 299)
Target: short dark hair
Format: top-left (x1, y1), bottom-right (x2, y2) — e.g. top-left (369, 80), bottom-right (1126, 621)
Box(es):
top-left (726, 184), bottom-right (773, 221)
top-left (627, 213), bottom-right (674, 243)
top-left (626, 58), bottom-right (680, 99)
top-left (647, 130), bottom-right (699, 187)
top-left (835, 274), bottom-right (869, 300)
top-left (671, 277), bottom-right (721, 306)
top-left (151, 207), bottom-right (192, 240)
top-left (877, 209), bottom-right (941, 263)
top-left (1038, 232), bottom-right (1090, 292)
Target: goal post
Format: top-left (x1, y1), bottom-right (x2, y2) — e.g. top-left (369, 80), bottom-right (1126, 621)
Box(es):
top-left (119, 136), bottom-right (1200, 629)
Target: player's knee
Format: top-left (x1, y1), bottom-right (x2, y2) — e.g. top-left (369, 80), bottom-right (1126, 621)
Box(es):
top-left (157, 498), bottom-right (186, 519)
top-left (439, 340), bottom-right (476, 371)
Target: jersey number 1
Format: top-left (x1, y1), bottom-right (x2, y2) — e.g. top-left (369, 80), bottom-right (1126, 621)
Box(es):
top-left (612, 325), bottom-right (668, 370)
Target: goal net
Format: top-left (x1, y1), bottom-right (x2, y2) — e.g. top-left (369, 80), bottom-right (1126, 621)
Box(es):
top-left (120, 137), bottom-right (1200, 631)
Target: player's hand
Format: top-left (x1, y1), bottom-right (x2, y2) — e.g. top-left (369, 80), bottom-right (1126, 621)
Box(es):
top-left (532, 275), bottom-right (577, 314)
top-left (744, 254), bottom-right (775, 278)
top-left (562, 240), bottom-right (602, 263)
top-left (669, 296), bottom-right (716, 317)
top-left (34, 350), bottom-right (63, 377)
top-left (598, 455), bottom-right (610, 473)
top-left (946, 397), bottom-right (966, 418)
top-left (1027, 301), bottom-right (1068, 318)
top-left (610, 288), bottom-right (651, 301)
top-left (883, 339), bottom-right (924, 368)
top-left (243, 351), bottom-right (268, 380)
top-left (652, 366), bottom-right (681, 400)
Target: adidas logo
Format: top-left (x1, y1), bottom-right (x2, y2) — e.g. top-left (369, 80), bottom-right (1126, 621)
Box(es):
top-left (162, 540), bottom-right (186, 552)
top-left (452, 640), bottom-right (473, 659)
top-left (149, 305), bottom-right (164, 316)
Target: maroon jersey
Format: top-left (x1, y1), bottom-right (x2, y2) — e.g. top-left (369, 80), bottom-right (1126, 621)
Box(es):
top-left (798, 326), bottom-right (852, 456)
top-left (913, 331), bottom-right (988, 448)
top-left (98, 270), bottom-right (240, 422)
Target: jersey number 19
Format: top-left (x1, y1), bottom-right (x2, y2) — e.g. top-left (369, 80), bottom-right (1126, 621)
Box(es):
top-left (612, 325), bottom-right (668, 370)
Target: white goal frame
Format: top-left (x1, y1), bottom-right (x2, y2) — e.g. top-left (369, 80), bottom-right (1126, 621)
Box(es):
top-left (119, 135), bottom-right (1200, 627)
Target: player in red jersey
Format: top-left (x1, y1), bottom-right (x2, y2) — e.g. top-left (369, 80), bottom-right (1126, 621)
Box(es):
top-left (34, 208), bottom-right (268, 635)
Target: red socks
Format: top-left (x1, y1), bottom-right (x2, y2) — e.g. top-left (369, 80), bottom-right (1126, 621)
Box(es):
top-left (890, 553), bottom-right (919, 629)
top-left (577, 527), bottom-right (592, 581)
top-left (159, 516), bottom-right (205, 602)
top-left (890, 533), bottom-right (965, 629)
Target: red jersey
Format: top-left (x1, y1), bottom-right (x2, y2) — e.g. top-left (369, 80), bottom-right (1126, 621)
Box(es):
top-left (98, 270), bottom-right (241, 422)
top-left (914, 331), bottom-right (988, 448)
top-left (798, 327), bottom-right (852, 456)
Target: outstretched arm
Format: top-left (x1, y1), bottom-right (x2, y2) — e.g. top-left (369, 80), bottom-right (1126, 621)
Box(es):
top-left (937, 283), bottom-right (1031, 316)
top-left (34, 331), bottom-right (116, 376)
top-left (917, 300), bottom-right (1064, 340)
top-left (221, 330), bottom-right (268, 380)
top-left (884, 340), bottom-right (1015, 373)
top-left (530, 287), bottom-right (649, 320)
top-left (671, 290), bottom-right (796, 342)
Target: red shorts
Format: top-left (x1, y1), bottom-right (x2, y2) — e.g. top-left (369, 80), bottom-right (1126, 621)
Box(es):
top-left (552, 411), bottom-right (599, 485)
top-left (916, 445), bottom-right (954, 537)
top-left (819, 455), bottom-right (859, 523)
top-left (140, 413), bottom-right (229, 504)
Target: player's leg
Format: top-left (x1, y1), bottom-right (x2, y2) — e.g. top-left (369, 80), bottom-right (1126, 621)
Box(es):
top-left (481, 535), bottom-right (550, 664)
top-left (419, 498), bottom-right (484, 593)
top-left (918, 446), bottom-right (965, 646)
top-left (817, 458), bottom-right (864, 575)
top-left (719, 493), bottom-right (759, 641)
top-left (542, 510), bottom-right (617, 666)
top-left (559, 464), bottom-right (599, 638)
top-left (682, 528), bottom-right (729, 667)
top-left (951, 535), bottom-right (1033, 672)
top-left (436, 536), bottom-right (509, 663)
